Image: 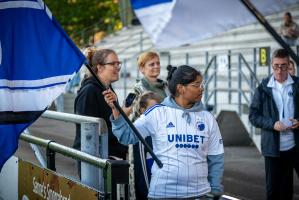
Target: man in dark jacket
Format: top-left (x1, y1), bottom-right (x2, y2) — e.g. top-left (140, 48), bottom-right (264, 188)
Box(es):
top-left (249, 49), bottom-right (299, 200)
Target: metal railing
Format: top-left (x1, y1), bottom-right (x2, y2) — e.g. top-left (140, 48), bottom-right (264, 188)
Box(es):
top-left (203, 50), bottom-right (261, 114)
top-left (22, 110), bottom-right (129, 200)
top-left (200, 48), bottom-right (264, 141)
top-left (20, 134), bottom-right (107, 168)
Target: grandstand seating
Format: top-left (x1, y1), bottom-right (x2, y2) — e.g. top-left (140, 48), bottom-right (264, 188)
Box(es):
top-left (65, 3), bottom-right (299, 150)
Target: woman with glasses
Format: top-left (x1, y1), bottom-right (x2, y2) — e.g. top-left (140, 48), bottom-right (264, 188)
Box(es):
top-left (128, 51), bottom-right (168, 199)
top-left (73, 48), bottom-right (127, 178)
top-left (104, 65), bottom-right (224, 199)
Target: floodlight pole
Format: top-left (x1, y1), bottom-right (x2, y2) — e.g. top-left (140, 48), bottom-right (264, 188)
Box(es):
top-left (85, 62), bottom-right (163, 168)
top-left (241, 0), bottom-right (299, 67)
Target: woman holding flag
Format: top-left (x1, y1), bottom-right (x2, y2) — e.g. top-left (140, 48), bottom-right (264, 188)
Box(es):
top-left (73, 48), bottom-right (128, 177)
top-left (104, 65), bottom-right (224, 199)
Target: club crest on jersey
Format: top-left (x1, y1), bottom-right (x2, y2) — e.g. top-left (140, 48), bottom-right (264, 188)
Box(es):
top-left (196, 121), bottom-right (205, 131)
top-left (166, 122), bottom-right (175, 128)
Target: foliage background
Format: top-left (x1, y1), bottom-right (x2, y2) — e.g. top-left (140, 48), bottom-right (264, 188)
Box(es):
top-left (44, 0), bottom-right (122, 47)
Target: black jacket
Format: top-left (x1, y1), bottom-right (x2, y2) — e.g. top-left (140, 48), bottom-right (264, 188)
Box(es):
top-left (249, 75), bottom-right (299, 157)
top-left (73, 76), bottom-right (127, 159)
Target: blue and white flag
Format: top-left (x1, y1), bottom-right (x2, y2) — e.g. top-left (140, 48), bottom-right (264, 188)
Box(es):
top-left (0, 0), bottom-right (85, 170)
top-left (131, 0), bottom-right (299, 48)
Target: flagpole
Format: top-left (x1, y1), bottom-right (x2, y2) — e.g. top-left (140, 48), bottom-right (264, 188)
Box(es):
top-left (84, 61), bottom-right (163, 168)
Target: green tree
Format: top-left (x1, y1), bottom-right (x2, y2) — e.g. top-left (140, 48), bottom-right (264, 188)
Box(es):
top-left (44, 0), bottom-right (122, 47)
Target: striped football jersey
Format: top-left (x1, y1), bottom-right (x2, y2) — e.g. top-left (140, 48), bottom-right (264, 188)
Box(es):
top-left (134, 104), bottom-right (224, 198)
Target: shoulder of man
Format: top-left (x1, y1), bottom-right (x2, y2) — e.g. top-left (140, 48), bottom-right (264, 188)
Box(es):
top-left (251, 76), bottom-right (272, 98)
top-left (257, 76), bottom-right (271, 88)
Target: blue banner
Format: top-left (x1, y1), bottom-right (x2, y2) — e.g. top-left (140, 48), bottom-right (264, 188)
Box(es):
top-left (0, 0), bottom-right (85, 170)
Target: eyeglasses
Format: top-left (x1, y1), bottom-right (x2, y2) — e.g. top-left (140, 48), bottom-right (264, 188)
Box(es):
top-left (103, 61), bottom-right (122, 69)
top-left (186, 81), bottom-right (205, 89)
top-left (272, 64), bottom-right (288, 71)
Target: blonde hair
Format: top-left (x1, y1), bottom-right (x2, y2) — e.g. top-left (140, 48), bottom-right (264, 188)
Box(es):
top-left (84, 47), bottom-right (116, 78)
top-left (137, 51), bottom-right (159, 68)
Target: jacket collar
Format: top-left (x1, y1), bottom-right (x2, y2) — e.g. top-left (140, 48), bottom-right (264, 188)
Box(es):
top-left (267, 74), bottom-right (294, 88)
top-left (140, 77), bottom-right (166, 90)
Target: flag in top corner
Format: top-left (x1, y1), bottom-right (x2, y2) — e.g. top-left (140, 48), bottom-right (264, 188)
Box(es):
top-left (0, 0), bottom-right (86, 170)
top-left (131, 0), bottom-right (299, 49)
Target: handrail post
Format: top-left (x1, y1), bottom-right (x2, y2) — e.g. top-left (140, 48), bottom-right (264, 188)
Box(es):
top-left (205, 51), bottom-right (209, 66)
top-left (99, 119), bottom-right (109, 160)
top-left (81, 122), bottom-right (100, 190)
top-left (204, 52), bottom-right (209, 104)
top-left (99, 119), bottom-right (108, 191)
top-left (46, 142), bottom-right (56, 171)
top-left (168, 53), bottom-right (171, 66)
top-left (238, 54), bottom-right (242, 116)
top-left (104, 160), bottom-right (130, 200)
top-left (252, 48), bottom-right (258, 136)
top-left (228, 50), bottom-right (232, 104)
top-left (186, 53), bottom-right (189, 65)
top-left (252, 48), bottom-right (257, 97)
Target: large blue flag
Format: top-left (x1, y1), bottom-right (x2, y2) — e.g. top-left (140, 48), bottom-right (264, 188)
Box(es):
top-left (0, 0), bottom-right (85, 170)
top-left (131, 0), bottom-right (299, 48)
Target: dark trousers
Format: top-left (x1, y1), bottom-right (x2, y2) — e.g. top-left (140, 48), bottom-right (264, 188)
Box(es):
top-left (133, 137), bottom-right (153, 199)
top-left (264, 147), bottom-right (299, 200)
